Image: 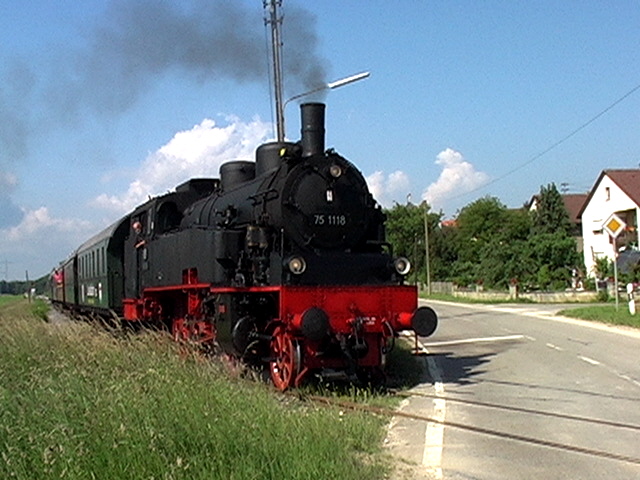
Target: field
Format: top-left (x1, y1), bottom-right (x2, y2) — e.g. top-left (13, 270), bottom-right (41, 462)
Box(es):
top-left (0, 300), bottom-right (394, 479)
top-left (0, 295), bottom-right (22, 308)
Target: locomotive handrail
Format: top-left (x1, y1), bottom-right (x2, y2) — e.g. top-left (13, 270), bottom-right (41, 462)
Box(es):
top-left (248, 188), bottom-right (279, 207)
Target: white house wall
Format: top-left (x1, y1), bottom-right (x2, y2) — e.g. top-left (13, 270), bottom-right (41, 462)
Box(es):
top-left (581, 175), bottom-right (640, 276)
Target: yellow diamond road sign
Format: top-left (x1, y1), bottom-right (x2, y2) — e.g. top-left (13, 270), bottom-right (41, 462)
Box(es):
top-left (603, 213), bottom-right (626, 238)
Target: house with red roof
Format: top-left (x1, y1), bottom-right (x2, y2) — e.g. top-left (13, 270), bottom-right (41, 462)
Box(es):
top-left (578, 169), bottom-right (640, 277)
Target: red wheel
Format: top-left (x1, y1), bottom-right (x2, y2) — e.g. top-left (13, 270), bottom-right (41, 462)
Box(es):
top-left (269, 326), bottom-right (301, 391)
top-left (172, 318), bottom-right (188, 341)
top-left (171, 318), bottom-right (214, 344)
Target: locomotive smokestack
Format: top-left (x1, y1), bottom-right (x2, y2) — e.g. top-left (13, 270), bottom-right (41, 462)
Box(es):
top-left (300, 102), bottom-right (325, 157)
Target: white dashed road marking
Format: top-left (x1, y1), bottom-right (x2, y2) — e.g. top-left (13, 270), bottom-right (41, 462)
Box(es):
top-left (422, 334), bottom-right (526, 347)
top-left (579, 355), bottom-right (601, 366)
top-left (421, 340), bottom-right (445, 480)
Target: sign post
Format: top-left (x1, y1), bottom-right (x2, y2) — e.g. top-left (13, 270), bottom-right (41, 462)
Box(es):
top-left (603, 213), bottom-right (626, 311)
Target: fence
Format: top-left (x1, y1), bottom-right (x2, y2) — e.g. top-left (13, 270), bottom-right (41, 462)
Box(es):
top-left (425, 282), bottom-right (598, 303)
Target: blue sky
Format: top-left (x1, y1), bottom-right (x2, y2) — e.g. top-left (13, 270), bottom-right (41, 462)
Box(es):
top-left (1, 0), bottom-right (639, 280)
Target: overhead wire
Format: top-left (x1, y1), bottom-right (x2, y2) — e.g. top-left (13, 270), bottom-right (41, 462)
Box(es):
top-left (444, 81), bottom-right (640, 202)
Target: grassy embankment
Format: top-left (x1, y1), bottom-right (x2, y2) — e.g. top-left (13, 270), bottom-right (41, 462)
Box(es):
top-left (0, 299), bottom-right (397, 480)
top-left (557, 304), bottom-right (640, 329)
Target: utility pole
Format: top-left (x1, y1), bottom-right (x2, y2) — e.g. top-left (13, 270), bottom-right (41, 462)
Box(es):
top-left (0, 259), bottom-right (10, 280)
top-left (26, 270), bottom-right (32, 302)
top-left (264, 0), bottom-right (285, 141)
top-left (423, 204), bottom-right (431, 295)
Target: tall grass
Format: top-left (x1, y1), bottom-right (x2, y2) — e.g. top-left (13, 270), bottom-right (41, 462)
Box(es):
top-left (0, 301), bottom-right (388, 479)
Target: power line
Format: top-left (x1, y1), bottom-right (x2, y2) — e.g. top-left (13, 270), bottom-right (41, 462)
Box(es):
top-left (445, 80), bottom-right (640, 201)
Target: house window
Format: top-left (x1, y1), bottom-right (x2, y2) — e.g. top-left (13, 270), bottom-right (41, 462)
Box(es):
top-left (605, 187), bottom-right (610, 201)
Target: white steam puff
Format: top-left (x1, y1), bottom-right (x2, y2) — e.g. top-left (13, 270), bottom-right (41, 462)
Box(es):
top-left (422, 148), bottom-right (489, 210)
top-left (92, 116), bottom-right (271, 214)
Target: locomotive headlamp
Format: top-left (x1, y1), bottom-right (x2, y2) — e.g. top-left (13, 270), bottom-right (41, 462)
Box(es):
top-left (287, 256), bottom-right (307, 275)
top-left (394, 257), bottom-right (411, 275)
top-left (329, 164), bottom-right (342, 178)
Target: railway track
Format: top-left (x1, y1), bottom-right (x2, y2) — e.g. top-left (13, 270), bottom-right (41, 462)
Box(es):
top-left (46, 306), bottom-right (640, 468)
top-left (295, 391), bottom-right (640, 467)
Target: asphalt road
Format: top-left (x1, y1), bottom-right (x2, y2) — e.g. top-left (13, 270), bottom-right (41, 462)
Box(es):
top-left (386, 300), bottom-right (640, 480)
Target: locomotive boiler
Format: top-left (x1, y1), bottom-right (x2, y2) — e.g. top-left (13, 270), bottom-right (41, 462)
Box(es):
top-left (51, 102), bottom-right (437, 390)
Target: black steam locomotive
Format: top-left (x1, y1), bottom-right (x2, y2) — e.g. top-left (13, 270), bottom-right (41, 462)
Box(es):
top-left (51, 103), bottom-right (437, 390)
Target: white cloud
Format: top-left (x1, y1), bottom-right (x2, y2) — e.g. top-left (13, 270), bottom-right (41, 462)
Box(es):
top-left (422, 148), bottom-right (489, 211)
top-left (366, 171), bottom-right (385, 201)
top-left (0, 172), bottom-right (18, 189)
top-left (0, 114), bottom-right (270, 279)
top-left (365, 169), bottom-right (410, 207)
top-left (2, 206), bottom-right (90, 243)
top-left (0, 207), bottom-right (94, 278)
top-left (92, 115), bottom-right (272, 214)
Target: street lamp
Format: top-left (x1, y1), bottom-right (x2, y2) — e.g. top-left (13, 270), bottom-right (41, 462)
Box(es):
top-left (279, 71), bottom-right (370, 140)
top-left (284, 71), bottom-right (370, 107)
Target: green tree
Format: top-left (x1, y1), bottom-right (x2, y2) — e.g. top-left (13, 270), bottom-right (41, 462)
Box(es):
top-left (384, 202), bottom-right (441, 285)
top-left (451, 197), bottom-right (533, 288)
top-left (523, 183), bottom-right (581, 289)
top-left (430, 220), bottom-right (459, 282)
top-left (384, 188), bottom-right (582, 291)
top-left (523, 233), bottom-right (580, 290)
top-left (532, 183), bottom-right (572, 236)
top-left (0, 276), bottom-right (48, 295)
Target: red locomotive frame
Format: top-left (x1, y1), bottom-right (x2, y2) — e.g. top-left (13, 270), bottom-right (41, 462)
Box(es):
top-left (121, 269), bottom-right (429, 390)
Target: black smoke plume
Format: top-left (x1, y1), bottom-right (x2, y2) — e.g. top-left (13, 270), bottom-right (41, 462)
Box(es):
top-left (50, 0), bottom-right (328, 116)
top-left (0, 0), bottom-right (328, 164)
